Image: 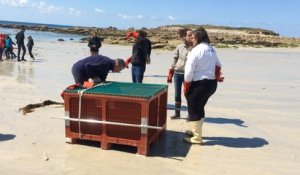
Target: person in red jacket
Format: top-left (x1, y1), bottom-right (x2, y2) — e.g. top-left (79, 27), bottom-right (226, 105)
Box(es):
top-left (0, 33), bottom-right (5, 61)
top-left (183, 27), bottom-right (224, 144)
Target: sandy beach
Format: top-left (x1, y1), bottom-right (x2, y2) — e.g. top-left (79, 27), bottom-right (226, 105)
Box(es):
top-left (0, 41), bottom-right (300, 175)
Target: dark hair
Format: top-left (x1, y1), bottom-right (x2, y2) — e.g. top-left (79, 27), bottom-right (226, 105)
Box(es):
top-left (116, 58), bottom-right (126, 69)
top-left (193, 27), bottom-right (210, 44)
top-left (178, 28), bottom-right (192, 38)
top-left (137, 30), bottom-right (147, 37)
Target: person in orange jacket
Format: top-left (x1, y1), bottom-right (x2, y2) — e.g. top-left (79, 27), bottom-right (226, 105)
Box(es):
top-left (183, 27), bottom-right (224, 144)
top-left (167, 28), bottom-right (193, 119)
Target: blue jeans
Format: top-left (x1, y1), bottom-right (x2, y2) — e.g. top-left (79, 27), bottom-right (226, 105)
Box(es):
top-left (131, 65), bottom-right (145, 83)
top-left (174, 73), bottom-right (184, 103)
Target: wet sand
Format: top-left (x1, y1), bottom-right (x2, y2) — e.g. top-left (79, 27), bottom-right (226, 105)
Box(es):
top-left (0, 42), bottom-right (300, 175)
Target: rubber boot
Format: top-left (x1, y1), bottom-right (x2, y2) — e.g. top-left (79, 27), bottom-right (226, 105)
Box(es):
top-left (170, 102), bottom-right (181, 119)
top-left (184, 118), bottom-right (204, 144)
top-left (185, 130), bottom-right (194, 137)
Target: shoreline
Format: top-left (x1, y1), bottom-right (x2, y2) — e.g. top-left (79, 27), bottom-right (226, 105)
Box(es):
top-left (1, 23), bottom-right (300, 50)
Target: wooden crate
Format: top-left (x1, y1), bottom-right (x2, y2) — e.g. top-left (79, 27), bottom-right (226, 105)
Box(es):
top-left (61, 82), bottom-right (168, 155)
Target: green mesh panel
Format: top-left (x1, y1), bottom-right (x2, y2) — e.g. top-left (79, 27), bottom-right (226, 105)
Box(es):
top-left (64, 82), bottom-right (167, 99)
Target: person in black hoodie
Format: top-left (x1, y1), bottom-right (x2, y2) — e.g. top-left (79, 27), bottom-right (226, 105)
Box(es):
top-left (88, 31), bottom-right (103, 56)
top-left (27, 35), bottom-right (34, 59)
top-left (15, 27), bottom-right (26, 61)
top-left (125, 31), bottom-right (148, 83)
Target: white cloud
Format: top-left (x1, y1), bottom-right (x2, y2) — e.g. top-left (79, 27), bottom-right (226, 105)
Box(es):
top-left (37, 2), bottom-right (63, 13)
top-left (118, 13), bottom-right (144, 20)
top-left (0, 0), bottom-right (34, 7)
top-left (150, 16), bottom-right (156, 20)
top-left (68, 7), bottom-right (82, 16)
top-left (95, 8), bottom-right (105, 14)
top-left (168, 15), bottom-right (176, 21)
top-left (118, 13), bottom-right (134, 20)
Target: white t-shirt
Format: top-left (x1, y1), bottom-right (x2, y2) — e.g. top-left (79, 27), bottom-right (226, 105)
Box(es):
top-left (184, 43), bottom-right (222, 82)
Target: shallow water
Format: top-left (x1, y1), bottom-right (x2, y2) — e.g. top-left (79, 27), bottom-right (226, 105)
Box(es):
top-left (0, 27), bottom-right (85, 42)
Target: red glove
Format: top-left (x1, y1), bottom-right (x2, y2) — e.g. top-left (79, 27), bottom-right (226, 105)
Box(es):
top-left (83, 81), bottom-right (94, 88)
top-left (215, 66), bottom-right (224, 82)
top-left (126, 32), bottom-right (139, 39)
top-left (125, 57), bottom-right (132, 68)
top-left (184, 81), bottom-right (192, 97)
top-left (167, 69), bottom-right (174, 83)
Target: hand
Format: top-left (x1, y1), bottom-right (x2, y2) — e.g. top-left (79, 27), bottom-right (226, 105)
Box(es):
top-left (184, 81), bottom-right (192, 97)
top-left (146, 55), bottom-right (151, 64)
top-left (215, 66), bottom-right (225, 82)
top-left (167, 69), bottom-right (174, 83)
top-left (125, 57), bottom-right (132, 68)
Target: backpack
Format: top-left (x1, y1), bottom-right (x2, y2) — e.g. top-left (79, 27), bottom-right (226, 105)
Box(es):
top-left (16, 31), bottom-right (22, 41)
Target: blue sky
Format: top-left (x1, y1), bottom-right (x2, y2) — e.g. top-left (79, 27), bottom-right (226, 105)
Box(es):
top-left (0, 0), bottom-right (299, 37)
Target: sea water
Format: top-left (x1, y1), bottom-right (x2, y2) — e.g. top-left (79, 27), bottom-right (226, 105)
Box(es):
top-left (0, 27), bottom-right (85, 42)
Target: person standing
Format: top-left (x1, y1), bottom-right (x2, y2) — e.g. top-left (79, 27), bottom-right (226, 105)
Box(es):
top-left (15, 27), bottom-right (26, 61)
top-left (88, 31), bottom-right (103, 56)
top-left (183, 27), bottom-right (224, 144)
top-left (27, 35), bottom-right (34, 59)
top-left (0, 33), bottom-right (4, 61)
top-left (4, 35), bottom-right (15, 59)
top-left (125, 31), bottom-right (148, 83)
top-left (138, 30), bottom-right (152, 64)
top-left (167, 28), bottom-right (193, 119)
top-left (71, 54), bottom-right (126, 85)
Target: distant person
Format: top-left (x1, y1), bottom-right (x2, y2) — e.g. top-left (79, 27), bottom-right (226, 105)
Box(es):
top-left (71, 54), bottom-right (126, 85)
top-left (15, 27), bottom-right (26, 61)
top-left (88, 31), bottom-right (103, 56)
top-left (167, 28), bottom-right (193, 119)
top-left (125, 30), bottom-right (148, 83)
top-left (27, 35), bottom-right (34, 59)
top-left (4, 35), bottom-right (16, 59)
top-left (183, 27), bottom-right (224, 144)
top-left (0, 33), bottom-right (4, 61)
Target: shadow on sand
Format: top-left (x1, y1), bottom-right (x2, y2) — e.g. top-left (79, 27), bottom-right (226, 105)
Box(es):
top-left (144, 75), bottom-right (167, 78)
top-left (0, 134), bottom-right (16, 141)
top-left (167, 104), bottom-right (188, 111)
top-left (148, 130), bottom-right (191, 160)
top-left (205, 117), bottom-right (247, 127)
top-left (73, 130), bottom-right (191, 160)
top-left (203, 136), bottom-right (269, 148)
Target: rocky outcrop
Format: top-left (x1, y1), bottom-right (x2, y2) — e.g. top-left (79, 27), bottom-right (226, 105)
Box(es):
top-left (1, 23), bottom-right (299, 49)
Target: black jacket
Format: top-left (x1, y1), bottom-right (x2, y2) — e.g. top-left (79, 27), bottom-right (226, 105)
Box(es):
top-left (27, 39), bottom-right (34, 47)
top-left (16, 30), bottom-right (25, 44)
top-left (131, 36), bottom-right (148, 67)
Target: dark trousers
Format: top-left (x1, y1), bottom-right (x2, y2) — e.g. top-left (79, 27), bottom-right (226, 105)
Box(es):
top-left (17, 43), bottom-right (26, 60)
top-left (186, 79), bottom-right (217, 121)
top-left (5, 47), bottom-right (12, 58)
top-left (131, 65), bottom-right (145, 83)
top-left (0, 48), bottom-right (3, 60)
top-left (72, 66), bottom-right (86, 85)
top-left (28, 46), bottom-right (34, 58)
top-left (174, 73), bottom-right (184, 103)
